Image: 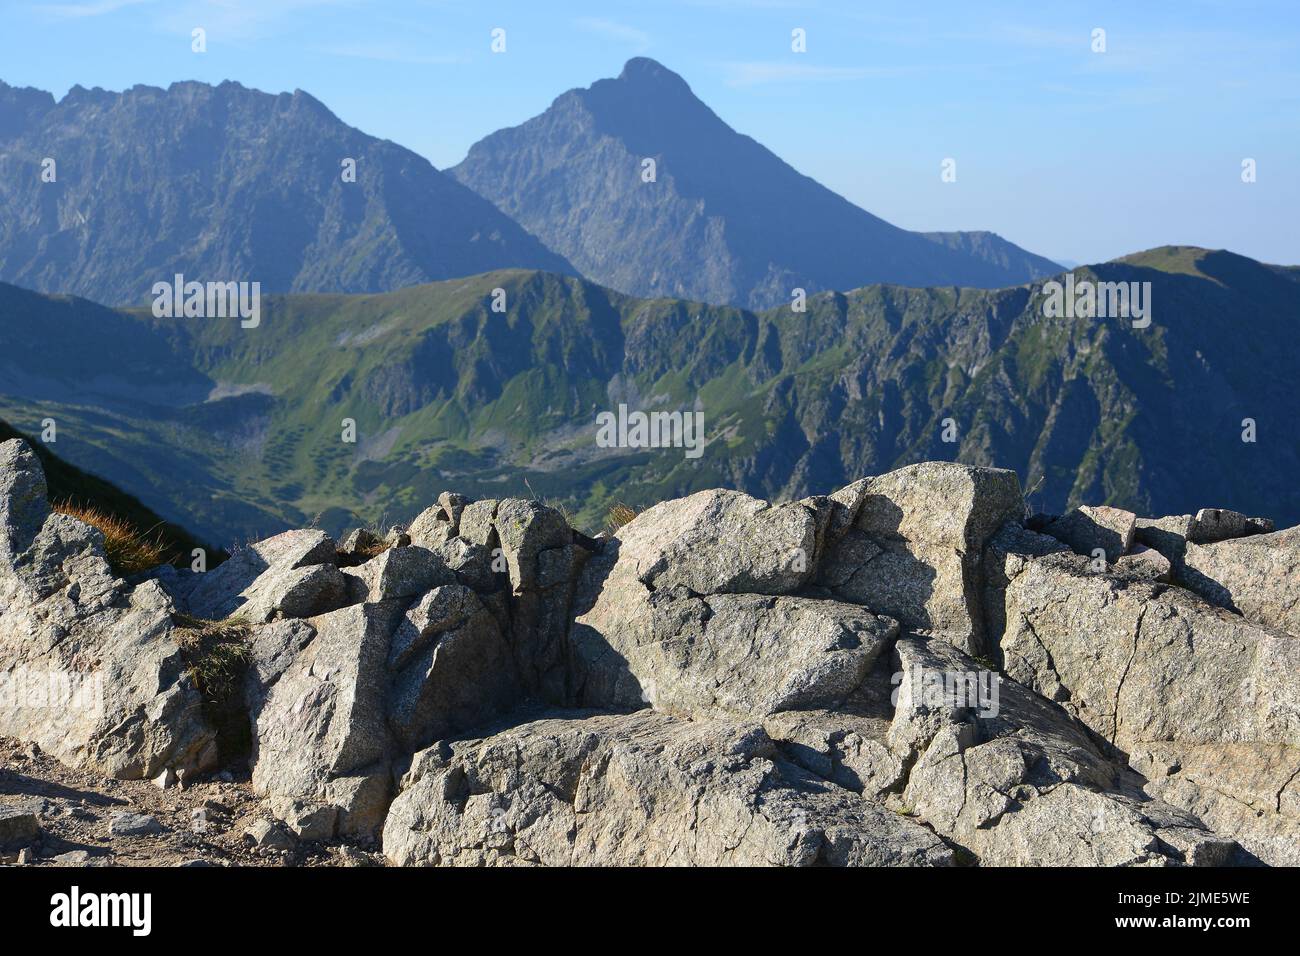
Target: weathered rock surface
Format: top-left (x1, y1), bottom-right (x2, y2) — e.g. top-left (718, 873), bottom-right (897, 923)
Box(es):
top-left (815, 462), bottom-right (1023, 654)
top-left (388, 585), bottom-right (519, 751)
top-left (0, 805), bottom-right (40, 846)
top-left (571, 574), bottom-right (897, 721)
top-left (0, 440), bottom-right (216, 781)
top-left (1179, 527), bottom-right (1300, 637)
top-left (1195, 509), bottom-right (1250, 543)
top-left (342, 546), bottom-right (456, 604)
top-left (1129, 742), bottom-right (1300, 866)
top-left (997, 550), bottom-right (1300, 748)
top-left (407, 505), bottom-right (454, 549)
top-left (988, 519), bottom-right (1299, 865)
top-left (382, 710), bottom-right (953, 867)
top-left (612, 489), bottom-right (816, 596)
top-left (249, 601), bottom-right (404, 836)
top-left (1043, 504), bottom-right (1137, 564)
top-left (492, 499), bottom-right (574, 700)
top-left (5, 440), bottom-right (1296, 867)
top-left (185, 529), bottom-right (338, 619)
top-left (885, 639), bottom-right (1234, 866)
top-left (1115, 544), bottom-right (1172, 582)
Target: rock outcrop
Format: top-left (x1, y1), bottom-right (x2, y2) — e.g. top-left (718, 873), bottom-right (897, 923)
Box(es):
top-left (3, 437), bottom-right (1296, 866)
top-left (0, 440), bottom-right (215, 780)
top-left (383, 711), bottom-right (954, 867)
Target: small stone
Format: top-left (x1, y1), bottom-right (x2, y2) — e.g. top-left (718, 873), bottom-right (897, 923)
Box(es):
top-left (340, 528), bottom-right (381, 555)
top-left (1191, 508), bottom-right (1250, 544)
top-left (1043, 505), bottom-right (1136, 564)
top-left (153, 766), bottom-right (177, 790)
top-left (50, 850), bottom-right (93, 865)
top-left (268, 798), bottom-right (338, 842)
top-left (334, 845), bottom-right (380, 867)
top-left (0, 807), bottom-right (40, 847)
top-left (242, 818), bottom-right (297, 852)
top-left (108, 811), bottom-right (163, 837)
top-left (1115, 544), bottom-right (1172, 582)
top-left (17, 848), bottom-right (33, 865)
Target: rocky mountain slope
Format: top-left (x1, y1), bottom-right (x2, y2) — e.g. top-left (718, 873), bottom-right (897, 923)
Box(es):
top-left (1, 246), bottom-right (1295, 544)
top-left (2, 439), bottom-right (1294, 866)
top-left (0, 79), bottom-right (574, 306)
top-left (450, 57), bottom-right (1060, 309)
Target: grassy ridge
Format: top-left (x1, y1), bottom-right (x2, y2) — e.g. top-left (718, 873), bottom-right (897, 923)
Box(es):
top-left (2, 246), bottom-right (1297, 545)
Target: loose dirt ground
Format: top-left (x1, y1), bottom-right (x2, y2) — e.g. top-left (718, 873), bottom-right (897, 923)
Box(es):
top-left (0, 737), bottom-right (384, 867)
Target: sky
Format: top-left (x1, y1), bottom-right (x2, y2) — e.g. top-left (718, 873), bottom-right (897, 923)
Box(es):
top-left (2, 0), bottom-right (1297, 266)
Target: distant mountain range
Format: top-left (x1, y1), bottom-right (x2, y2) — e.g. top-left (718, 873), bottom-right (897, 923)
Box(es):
top-left (1, 65), bottom-right (1291, 543)
top-left (2, 246), bottom-right (1295, 544)
top-left (0, 79), bottom-right (574, 306)
top-left (451, 57), bottom-right (1061, 309)
top-left (0, 61), bottom-right (1057, 310)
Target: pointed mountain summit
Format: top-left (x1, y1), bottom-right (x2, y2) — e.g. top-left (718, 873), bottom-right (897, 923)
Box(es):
top-left (0, 79), bottom-right (574, 305)
top-left (451, 58), bottom-right (1059, 309)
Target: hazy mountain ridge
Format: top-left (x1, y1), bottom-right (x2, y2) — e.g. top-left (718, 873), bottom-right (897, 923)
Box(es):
top-left (0, 78), bottom-right (575, 306)
top-left (921, 230), bottom-right (1062, 281)
top-left (1, 246), bottom-right (1294, 543)
top-left (451, 57), bottom-right (1060, 309)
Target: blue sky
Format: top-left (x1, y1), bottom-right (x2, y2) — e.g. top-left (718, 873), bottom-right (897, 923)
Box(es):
top-left (3, 0), bottom-right (1297, 265)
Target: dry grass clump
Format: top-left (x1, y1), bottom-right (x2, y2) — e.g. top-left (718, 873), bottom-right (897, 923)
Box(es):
top-left (174, 614), bottom-right (254, 761)
top-left (352, 538), bottom-right (389, 562)
top-left (53, 500), bottom-right (169, 576)
top-left (606, 503), bottom-right (639, 535)
top-left (174, 615), bottom-right (252, 703)
top-left (335, 524), bottom-right (392, 567)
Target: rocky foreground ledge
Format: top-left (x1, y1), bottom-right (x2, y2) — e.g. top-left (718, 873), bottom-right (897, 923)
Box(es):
top-left (1, 437), bottom-right (1297, 866)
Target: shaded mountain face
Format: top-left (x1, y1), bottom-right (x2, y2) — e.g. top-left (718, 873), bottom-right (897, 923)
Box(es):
top-left (0, 417), bottom-right (213, 562)
top-left (0, 247), bottom-right (1294, 543)
top-left (921, 231), bottom-right (1062, 283)
top-left (0, 79), bottom-right (574, 306)
top-left (450, 57), bottom-right (1059, 310)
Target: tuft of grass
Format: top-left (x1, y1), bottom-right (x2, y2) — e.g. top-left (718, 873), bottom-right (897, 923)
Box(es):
top-left (335, 516), bottom-right (392, 567)
top-left (53, 500), bottom-right (169, 576)
top-left (174, 614), bottom-right (254, 763)
top-left (606, 503), bottom-right (638, 535)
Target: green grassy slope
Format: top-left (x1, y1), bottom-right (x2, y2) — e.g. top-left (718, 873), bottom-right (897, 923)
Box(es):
top-left (2, 246), bottom-right (1296, 543)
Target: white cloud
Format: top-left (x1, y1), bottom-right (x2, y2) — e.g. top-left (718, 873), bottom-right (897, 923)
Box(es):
top-left (317, 42), bottom-right (467, 65)
top-left (574, 17), bottom-right (651, 51)
top-left (35, 0), bottom-right (159, 18)
top-left (155, 0), bottom-right (363, 42)
top-left (722, 61), bottom-right (912, 88)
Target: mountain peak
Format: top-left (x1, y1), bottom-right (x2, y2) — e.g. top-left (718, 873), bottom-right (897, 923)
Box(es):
top-left (0, 77), bottom-right (575, 303)
top-left (615, 57), bottom-right (693, 95)
top-left (453, 59), bottom-right (1062, 309)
